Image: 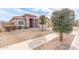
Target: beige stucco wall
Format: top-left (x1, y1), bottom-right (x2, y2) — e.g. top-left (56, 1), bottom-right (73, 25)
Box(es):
top-left (25, 16), bottom-right (30, 28)
top-left (10, 14), bottom-right (51, 28)
top-left (25, 16), bottom-right (38, 28)
top-left (10, 19), bottom-right (17, 26)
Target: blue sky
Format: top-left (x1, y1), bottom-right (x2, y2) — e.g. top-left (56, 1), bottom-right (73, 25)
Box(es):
top-left (0, 8), bottom-right (79, 21)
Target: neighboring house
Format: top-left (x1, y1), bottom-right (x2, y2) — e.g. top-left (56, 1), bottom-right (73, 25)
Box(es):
top-left (9, 13), bottom-right (51, 29)
top-left (73, 20), bottom-right (79, 26)
top-left (0, 21), bottom-right (6, 32)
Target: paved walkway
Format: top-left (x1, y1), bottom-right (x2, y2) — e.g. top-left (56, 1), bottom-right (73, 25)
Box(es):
top-left (1, 27), bottom-right (79, 50)
top-left (69, 27), bottom-right (79, 50)
top-left (0, 33), bottom-right (58, 50)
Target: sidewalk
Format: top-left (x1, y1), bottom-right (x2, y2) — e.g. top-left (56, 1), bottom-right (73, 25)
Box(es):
top-left (69, 27), bottom-right (79, 50)
top-left (0, 33), bottom-right (58, 50)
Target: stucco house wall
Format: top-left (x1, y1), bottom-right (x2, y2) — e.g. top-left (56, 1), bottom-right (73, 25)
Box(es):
top-left (9, 13), bottom-right (51, 29)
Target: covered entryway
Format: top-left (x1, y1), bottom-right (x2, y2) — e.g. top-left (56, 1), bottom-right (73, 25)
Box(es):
top-left (29, 18), bottom-right (34, 28)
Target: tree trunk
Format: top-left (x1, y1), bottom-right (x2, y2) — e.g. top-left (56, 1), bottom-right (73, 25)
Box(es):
top-left (42, 24), bottom-right (43, 32)
top-left (59, 32), bottom-right (63, 42)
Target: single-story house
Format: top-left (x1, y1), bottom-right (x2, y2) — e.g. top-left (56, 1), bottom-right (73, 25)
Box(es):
top-left (9, 13), bottom-right (51, 29)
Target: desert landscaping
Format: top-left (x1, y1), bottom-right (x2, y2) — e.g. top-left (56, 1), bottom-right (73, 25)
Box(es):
top-left (0, 28), bottom-right (52, 48)
top-left (0, 8), bottom-right (79, 50)
top-left (34, 34), bottom-right (74, 50)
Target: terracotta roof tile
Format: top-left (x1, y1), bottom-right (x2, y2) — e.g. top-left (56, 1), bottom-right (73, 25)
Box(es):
top-left (23, 13), bottom-right (37, 17)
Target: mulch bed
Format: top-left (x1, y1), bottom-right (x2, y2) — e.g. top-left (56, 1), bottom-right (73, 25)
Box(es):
top-left (34, 34), bottom-right (74, 50)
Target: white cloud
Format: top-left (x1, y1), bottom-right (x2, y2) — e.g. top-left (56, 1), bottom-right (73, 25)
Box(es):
top-left (0, 8), bottom-right (40, 21)
top-left (13, 8), bottom-right (40, 16)
top-left (0, 9), bottom-right (11, 15)
top-left (0, 8), bottom-right (79, 21)
top-left (32, 8), bottom-right (55, 17)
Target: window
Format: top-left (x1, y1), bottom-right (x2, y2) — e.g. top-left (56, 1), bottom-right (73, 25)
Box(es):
top-left (18, 21), bottom-right (23, 25)
top-left (17, 20), bottom-right (25, 26)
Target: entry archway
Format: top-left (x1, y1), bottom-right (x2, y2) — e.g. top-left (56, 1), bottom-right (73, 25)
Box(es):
top-left (29, 18), bottom-right (34, 28)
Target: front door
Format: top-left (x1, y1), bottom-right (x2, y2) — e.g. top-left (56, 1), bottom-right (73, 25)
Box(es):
top-left (29, 18), bottom-right (34, 28)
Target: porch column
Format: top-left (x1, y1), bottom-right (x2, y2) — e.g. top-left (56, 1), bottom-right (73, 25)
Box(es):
top-left (25, 17), bottom-right (30, 28)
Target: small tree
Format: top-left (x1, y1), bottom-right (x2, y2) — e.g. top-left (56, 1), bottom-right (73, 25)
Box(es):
top-left (39, 15), bottom-right (46, 31)
top-left (51, 8), bottom-right (74, 42)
